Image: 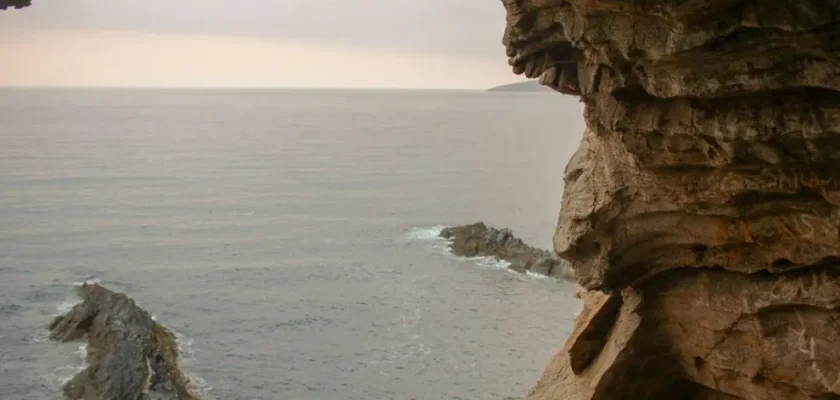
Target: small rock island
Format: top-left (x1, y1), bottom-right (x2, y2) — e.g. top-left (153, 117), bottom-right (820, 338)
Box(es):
top-left (440, 222), bottom-right (572, 279)
top-left (49, 284), bottom-right (199, 400)
top-left (488, 80), bottom-right (553, 93)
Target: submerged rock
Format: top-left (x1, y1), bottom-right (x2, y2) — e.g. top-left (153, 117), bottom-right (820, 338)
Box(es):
top-left (49, 284), bottom-right (199, 400)
top-left (440, 222), bottom-right (572, 279)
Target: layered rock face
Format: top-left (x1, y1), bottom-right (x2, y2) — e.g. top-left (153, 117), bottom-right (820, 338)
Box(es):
top-left (501, 0), bottom-right (840, 399)
top-left (441, 222), bottom-right (573, 278)
top-left (49, 284), bottom-right (199, 400)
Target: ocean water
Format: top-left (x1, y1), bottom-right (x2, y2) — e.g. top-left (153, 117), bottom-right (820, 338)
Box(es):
top-left (0, 88), bottom-right (586, 400)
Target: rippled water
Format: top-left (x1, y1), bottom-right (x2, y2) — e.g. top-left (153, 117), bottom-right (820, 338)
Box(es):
top-left (0, 88), bottom-right (585, 400)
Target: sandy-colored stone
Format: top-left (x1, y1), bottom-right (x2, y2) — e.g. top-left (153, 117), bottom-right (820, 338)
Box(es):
top-left (500, 0), bottom-right (840, 398)
top-left (565, 291), bottom-right (621, 374)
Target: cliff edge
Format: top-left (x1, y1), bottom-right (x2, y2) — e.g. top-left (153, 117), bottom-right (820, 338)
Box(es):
top-left (500, 0), bottom-right (840, 399)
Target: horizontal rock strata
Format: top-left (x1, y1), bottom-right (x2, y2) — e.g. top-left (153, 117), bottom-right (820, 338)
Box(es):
top-left (500, 0), bottom-right (840, 398)
top-left (49, 284), bottom-right (199, 400)
top-left (441, 222), bottom-right (573, 279)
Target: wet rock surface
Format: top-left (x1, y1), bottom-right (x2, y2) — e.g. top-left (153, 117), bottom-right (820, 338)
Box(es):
top-left (440, 222), bottom-right (572, 279)
top-left (499, 0), bottom-right (840, 399)
top-left (49, 284), bottom-right (199, 400)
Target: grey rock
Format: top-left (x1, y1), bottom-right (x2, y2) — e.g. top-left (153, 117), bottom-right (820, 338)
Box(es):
top-left (49, 284), bottom-right (199, 400)
top-left (440, 222), bottom-right (573, 279)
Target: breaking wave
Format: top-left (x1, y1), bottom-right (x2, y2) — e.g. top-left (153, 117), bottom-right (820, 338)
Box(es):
top-left (407, 225), bottom-right (512, 271)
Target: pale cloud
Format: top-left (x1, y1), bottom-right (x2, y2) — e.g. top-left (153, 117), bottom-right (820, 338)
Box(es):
top-left (0, 1), bottom-right (517, 87)
top-left (0, 30), bottom-right (517, 88)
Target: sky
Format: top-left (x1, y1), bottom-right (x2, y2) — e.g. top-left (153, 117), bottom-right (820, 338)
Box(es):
top-left (0, 1), bottom-right (522, 88)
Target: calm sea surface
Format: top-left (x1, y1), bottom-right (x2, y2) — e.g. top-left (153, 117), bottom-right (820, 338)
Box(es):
top-left (0, 88), bottom-right (585, 400)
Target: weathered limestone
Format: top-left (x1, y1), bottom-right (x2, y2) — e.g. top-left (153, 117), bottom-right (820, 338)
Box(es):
top-left (49, 284), bottom-right (199, 400)
top-left (500, 0), bottom-right (840, 398)
top-left (441, 222), bottom-right (573, 278)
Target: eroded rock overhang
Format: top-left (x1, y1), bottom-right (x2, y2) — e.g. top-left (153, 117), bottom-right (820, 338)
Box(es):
top-left (501, 1), bottom-right (840, 399)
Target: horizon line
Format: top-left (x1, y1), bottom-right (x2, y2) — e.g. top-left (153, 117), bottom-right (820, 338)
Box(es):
top-left (0, 85), bottom-right (512, 91)
top-left (0, 84), bottom-right (495, 92)
top-left (0, 79), bottom-right (535, 91)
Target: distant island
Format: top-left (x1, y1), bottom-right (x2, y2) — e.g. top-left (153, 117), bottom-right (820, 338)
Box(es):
top-left (488, 80), bottom-right (553, 93)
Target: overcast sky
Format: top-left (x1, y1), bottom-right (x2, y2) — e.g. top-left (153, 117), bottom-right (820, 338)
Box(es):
top-left (0, 1), bottom-right (521, 88)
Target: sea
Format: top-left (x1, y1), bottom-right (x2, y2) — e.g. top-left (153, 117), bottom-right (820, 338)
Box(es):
top-left (0, 88), bottom-right (586, 400)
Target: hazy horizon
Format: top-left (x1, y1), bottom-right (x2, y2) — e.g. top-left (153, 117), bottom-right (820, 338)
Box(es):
top-left (0, 1), bottom-right (524, 89)
top-left (0, 85), bottom-right (532, 90)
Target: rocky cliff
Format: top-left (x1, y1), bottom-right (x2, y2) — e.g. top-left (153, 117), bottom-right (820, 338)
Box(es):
top-left (500, 0), bottom-right (840, 399)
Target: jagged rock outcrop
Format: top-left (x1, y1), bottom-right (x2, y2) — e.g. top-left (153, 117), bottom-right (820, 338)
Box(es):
top-left (441, 222), bottom-right (573, 278)
top-left (49, 284), bottom-right (199, 400)
top-left (500, 0), bottom-right (840, 399)
top-left (0, 0), bottom-right (30, 10)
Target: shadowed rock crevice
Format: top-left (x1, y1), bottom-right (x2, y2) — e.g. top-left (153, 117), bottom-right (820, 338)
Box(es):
top-left (499, 0), bottom-right (840, 399)
top-left (658, 379), bottom-right (746, 400)
top-left (527, 266), bottom-right (840, 400)
top-left (49, 284), bottom-right (199, 400)
top-left (440, 222), bottom-right (573, 279)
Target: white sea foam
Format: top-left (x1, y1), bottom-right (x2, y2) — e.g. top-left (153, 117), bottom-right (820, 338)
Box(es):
top-left (174, 331), bottom-right (196, 360)
top-left (53, 344), bottom-right (89, 385)
top-left (76, 344), bottom-right (88, 360)
top-left (467, 256), bottom-right (511, 270)
top-left (29, 330), bottom-right (49, 343)
top-left (408, 225), bottom-right (567, 282)
top-left (526, 271), bottom-right (553, 280)
top-left (55, 300), bottom-right (80, 316)
top-left (48, 298), bottom-right (85, 383)
top-left (53, 277), bottom-right (98, 316)
top-left (573, 301), bottom-right (584, 317)
top-left (187, 374), bottom-right (213, 397)
top-left (71, 277), bottom-right (101, 286)
top-left (405, 225), bottom-right (454, 254)
top-left (408, 225), bottom-right (520, 271)
top-left (405, 225), bottom-right (448, 242)
top-left (171, 330), bottom-right (214, 397)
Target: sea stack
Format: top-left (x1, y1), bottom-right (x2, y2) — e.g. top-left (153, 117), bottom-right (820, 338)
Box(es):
top-left (500, 0), bottom-right (840, 399)
top-left (49, 284), bottom-right (199, 400)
